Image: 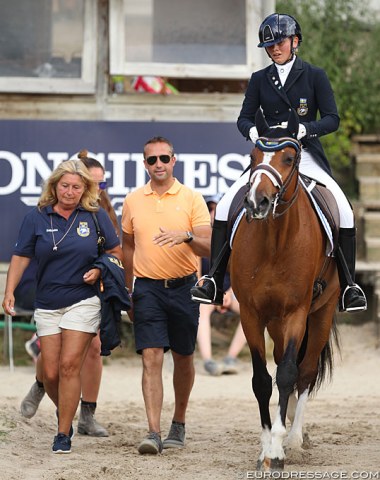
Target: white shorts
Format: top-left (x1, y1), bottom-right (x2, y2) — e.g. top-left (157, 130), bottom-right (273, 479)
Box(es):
top-left (34, 296), bottom-right (101, 337)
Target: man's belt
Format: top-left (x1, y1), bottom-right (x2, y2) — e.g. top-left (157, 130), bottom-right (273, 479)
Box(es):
top-left (139, 273), bottom-right (197, 289)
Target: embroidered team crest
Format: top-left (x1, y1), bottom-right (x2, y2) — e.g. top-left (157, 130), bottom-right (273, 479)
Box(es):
top-left (297, 98), bottom-right (308, 116)
top-left (77, 222), bottom-right (90, 237)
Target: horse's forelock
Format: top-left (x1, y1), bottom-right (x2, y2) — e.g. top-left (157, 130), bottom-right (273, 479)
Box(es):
top-left (267, 125), bottom-right (293, 138)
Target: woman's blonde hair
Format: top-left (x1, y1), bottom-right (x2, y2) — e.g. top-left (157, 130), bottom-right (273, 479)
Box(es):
top-left (38, 159), bottom-right (99, 212)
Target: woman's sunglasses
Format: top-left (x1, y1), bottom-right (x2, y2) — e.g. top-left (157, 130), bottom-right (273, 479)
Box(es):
top-left (98, 181), bottom-right (107, 190)
top-left (146, 154), bottom-right (172, 166)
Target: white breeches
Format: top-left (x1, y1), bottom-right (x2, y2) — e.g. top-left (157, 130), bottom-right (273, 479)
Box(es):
top-left (215, 150), bottom-right (354, 228)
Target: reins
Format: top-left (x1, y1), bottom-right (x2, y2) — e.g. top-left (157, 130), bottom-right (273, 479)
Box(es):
top-left (249, 136), bottom-right (302, 218)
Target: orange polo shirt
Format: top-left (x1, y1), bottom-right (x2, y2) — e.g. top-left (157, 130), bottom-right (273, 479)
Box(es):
top-left (122, 178), bottom-right (210, 279)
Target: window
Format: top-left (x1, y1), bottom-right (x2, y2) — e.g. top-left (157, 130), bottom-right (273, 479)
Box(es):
top-left (0, 0), bottom-right (97, 94)
top-left (110, 0), bottom-right (269, 79)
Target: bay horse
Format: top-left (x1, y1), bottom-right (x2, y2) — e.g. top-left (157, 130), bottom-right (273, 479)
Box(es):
top-left (230, 109), bottom-right (340, 471)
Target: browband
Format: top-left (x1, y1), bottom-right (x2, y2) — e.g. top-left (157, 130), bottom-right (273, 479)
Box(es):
top-left (256, 137), bottom-right (301, 153)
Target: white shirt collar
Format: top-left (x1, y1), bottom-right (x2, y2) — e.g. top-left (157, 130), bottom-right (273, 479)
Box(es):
top-left (275, 55), bottom-right (296, 86)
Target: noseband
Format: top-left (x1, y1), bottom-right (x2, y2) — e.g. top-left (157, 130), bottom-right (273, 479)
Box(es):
top-left (249, 136), bottom-right (302, 218)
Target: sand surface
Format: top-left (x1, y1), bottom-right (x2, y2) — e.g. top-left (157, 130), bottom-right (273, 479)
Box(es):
top-left (0, 322), bottom-right (379, 479)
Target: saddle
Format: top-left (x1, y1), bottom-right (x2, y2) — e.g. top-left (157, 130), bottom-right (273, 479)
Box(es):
top-left (227, 175), bottom-right (340, 254)
top-left (299, 174), bottom-right (340, 250)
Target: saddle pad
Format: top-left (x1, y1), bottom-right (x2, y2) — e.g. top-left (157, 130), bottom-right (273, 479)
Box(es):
top-left (299, 176), bottom-right (334, 256)
top-left (230, 209), bottom-right (246, 249)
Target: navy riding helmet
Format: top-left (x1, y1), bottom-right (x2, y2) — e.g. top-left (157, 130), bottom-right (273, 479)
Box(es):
top-left (258, 13), bottom-right (302, 48)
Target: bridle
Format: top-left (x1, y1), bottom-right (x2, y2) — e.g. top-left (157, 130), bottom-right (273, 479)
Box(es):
top-left (248, 136), bottom-right (302, 218)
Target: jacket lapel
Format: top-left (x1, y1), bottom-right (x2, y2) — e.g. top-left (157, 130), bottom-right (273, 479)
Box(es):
top-left (266, 64), bottom-right (291, 106)
top-left (284, 57), bottom-right (304, 92)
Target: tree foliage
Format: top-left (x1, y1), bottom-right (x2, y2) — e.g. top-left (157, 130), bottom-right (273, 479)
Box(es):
top-left (276, 0), bottom-right (380, 192)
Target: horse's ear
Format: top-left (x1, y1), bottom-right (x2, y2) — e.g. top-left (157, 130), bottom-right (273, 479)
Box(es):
top-left (255, 109), bottom-right (269, 137)
top-left (287, 109), bottom-right (299, 138)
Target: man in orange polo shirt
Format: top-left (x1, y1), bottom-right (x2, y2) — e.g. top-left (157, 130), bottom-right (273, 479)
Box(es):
top-left (122, 136), bottom-right (211, 455)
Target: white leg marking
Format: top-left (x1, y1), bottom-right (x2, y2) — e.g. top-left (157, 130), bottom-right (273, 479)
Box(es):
top-left (286, 388), bottom-right (309, 449)
top-left (259, 426), bottom-right (272, 462)
top-left (268, 406), bottom-right (287, 460)
top-left (287, 390), bottom-right (297, 425)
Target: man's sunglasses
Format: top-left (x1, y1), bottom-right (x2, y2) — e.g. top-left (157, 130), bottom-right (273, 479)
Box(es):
top-left (146, 154), bottom-right (172, 166)
top-left (98, 181), bottom-right (107, 190)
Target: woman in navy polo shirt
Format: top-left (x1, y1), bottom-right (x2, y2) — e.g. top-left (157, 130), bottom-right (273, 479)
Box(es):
top-left (20, 151), bottom-right (121, 438)
top-left (2, 159), bottom-right (122, 454)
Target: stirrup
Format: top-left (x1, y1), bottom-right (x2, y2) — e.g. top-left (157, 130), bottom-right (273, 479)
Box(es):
top-left (341, 284), bottom-right (367, 312)
top-left (191, 275), bottom-right (217, 303)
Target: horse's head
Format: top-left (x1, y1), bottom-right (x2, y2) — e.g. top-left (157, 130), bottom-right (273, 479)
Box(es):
top-left (245, 109), bottom-right (302, 220)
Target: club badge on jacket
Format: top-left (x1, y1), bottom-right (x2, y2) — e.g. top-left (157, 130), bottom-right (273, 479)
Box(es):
top-left (297, 98), bottom-right (308, 116)
top-left (77, 222), bottom-right (90, 237)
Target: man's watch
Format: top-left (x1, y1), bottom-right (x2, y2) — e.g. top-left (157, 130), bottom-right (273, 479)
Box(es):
top-left (184, 231), bottom-right (194, 243)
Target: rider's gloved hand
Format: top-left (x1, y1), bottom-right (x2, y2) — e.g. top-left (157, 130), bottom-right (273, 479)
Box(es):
top-left (249, 126), bottom-right (259, 144)
top-left (297, 124), bottom-right (307, 140)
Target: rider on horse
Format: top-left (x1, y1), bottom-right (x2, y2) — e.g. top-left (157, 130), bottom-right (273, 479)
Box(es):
top-left (190, 13), bottom-right (367, 313)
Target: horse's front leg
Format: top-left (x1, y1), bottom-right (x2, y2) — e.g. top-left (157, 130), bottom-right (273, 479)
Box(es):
top-left (264, 339), bottom-right (298, 470)
top-left (250, 349), bottom-right (273, 470)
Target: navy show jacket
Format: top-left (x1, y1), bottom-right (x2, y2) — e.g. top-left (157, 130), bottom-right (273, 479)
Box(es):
top-left (92, 254), bottom-right (131, 356)
top-left (237, 56), bottom-right (340, 175)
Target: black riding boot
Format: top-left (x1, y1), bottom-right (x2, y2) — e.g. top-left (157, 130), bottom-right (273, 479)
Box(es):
top-left (190, 220), bottom-right (230, 306)
top-left (337, 227), bottom-right (367, 312)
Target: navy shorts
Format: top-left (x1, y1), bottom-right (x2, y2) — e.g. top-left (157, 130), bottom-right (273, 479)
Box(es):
top-left (132, 274), bottom-right (200, 355)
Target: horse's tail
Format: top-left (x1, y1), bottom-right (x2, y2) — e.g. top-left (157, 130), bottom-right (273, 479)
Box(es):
top-left (297, 314), bottom-right (341, 395)
top-left (313, 314), bottom-right (340, 394)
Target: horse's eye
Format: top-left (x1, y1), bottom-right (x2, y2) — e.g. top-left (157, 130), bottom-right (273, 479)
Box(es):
top-left (284, 156), bottom-right (295, 166)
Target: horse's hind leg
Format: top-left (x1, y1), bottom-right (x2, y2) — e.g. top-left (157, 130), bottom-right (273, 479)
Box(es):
top-left (287, 390), bottom-right (297, 425)
top-left (285, 388), bottom-right (309, 450)
top-left (287, 303), bottom-right (336, 450)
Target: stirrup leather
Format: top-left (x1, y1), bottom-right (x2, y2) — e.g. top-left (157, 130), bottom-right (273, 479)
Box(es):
top-left (192, 275), bottom-right (217, 302)
top-left (341, 283), bottom-right (367, 312)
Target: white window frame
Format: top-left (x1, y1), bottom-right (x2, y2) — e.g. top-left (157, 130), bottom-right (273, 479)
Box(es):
top-left (109, 0), bottom-right (272, 79)
top-left (0, 0), bottom-right (97, 94)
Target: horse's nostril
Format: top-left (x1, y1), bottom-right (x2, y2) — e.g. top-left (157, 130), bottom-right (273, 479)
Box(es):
top-left (258, 196), bottom-right (270, 213)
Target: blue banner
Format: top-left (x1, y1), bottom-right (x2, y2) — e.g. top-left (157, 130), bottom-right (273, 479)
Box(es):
top-left (0, 119), bottom-right (251, 261)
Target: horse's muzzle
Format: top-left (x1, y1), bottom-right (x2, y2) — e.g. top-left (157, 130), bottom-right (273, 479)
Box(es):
top-left (244, 194), bottom-right (272, 220)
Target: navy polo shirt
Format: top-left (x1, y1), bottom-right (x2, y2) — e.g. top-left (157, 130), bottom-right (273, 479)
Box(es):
top-left (13, 205), bottom-right (120, 310)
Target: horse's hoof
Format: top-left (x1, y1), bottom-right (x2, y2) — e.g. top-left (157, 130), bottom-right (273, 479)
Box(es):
top-left (262, 457), bottom-right (285, 471)
top-left (302, 432), bottom-right (312, 449)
